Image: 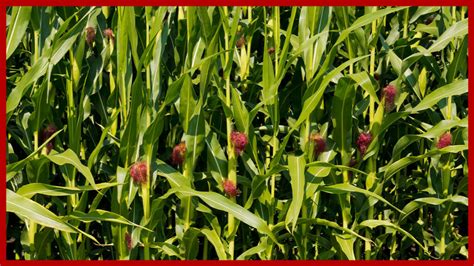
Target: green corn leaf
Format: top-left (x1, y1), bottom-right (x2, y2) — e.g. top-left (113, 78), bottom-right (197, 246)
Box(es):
top-left (319, 183), bottom-right (404, 214)
top-left (65, 210), bottom-right (152, 232)
top-left (7, 7), bottom-right (32, 59)
top-left (45, 149), bottom-right (97, 190)
top-left (400, 195), bottom-right (468, 223)
top-left (285, 154), bottom-right (306, 232)
top-left (384, 145), bottom-right (467, 179)
top-left (358, 220), bottom-right (429, 254)
top-left (332, 77), bottom-right (356, 165)
top-left (201, 228), bottom-right (228, 259)
top-left (7, 189), bottom-right (75, 233)
top-left (335, 233), bottom-right (356, 260)
top-left (410, 79), bottom-right (467, 113)
top-left (428, 19), bottom-right (468, 53)
top-left (164, 186), bottom-right (280, 246)
top-left (17, 182), bottom-right (117, 199)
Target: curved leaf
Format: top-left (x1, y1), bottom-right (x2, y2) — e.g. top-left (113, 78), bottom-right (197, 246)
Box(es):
top-left (45, 149), bottom-right (97, 189)
top-left (201, 228), bottom-right (228, 260)
top-left (428, 19), bottom-right (468, 53)
top-left (7, 189), bottom-right (75, 232)
top-left (400, 195), bottom-right (468, 223)
top-left (358, 220), bottom-right (429, 254)
top-left (7, 7), bottom-right (32, 59)
top-left (17, 182), bottom-right (117, 199)
top-left (411, 79), bottom-right (467, 113)
top-left (319, 183), bottom-right (404, 214)
top-left (164, 187), bottom-right (280, 245)
top-left (383, 145), bottom-right (467, 179)
top-left (66, 210), bottom-right (152, 232)
top-left (285, 154), bottom-right (306, 232)
top-left (332, 77), bottom-right (356, 165)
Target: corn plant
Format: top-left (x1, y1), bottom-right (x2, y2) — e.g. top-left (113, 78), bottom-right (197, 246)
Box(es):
top-left (6, 6), bottom-right (468, 260)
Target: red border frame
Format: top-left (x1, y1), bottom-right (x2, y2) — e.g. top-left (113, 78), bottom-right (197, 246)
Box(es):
top-left (2, 2), bottom-right (472, 265)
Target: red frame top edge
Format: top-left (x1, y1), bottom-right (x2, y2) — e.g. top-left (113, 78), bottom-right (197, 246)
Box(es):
top-left (1, 1), bottom-right (472, 7)
top-left (0, 260), bottom-right (473, 265)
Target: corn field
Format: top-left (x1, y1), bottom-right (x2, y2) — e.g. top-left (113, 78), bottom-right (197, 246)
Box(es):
top-left (6, 6), bottom-right (468, 260)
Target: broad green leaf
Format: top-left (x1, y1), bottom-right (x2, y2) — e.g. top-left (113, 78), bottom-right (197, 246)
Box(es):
top-left (7, 57), bottom-right (49, 115)
top-left (7, 7), bottom-right (32, 59)
top-left (184, 105), bottom-right (205, 168)
top-left (384, 145), bottom-right (467, 179)
top-left (205, 131), bottom-right (228, 184)
top-left (358, 220), bottom-right (429, 254)
top-left (7, 189), bottom-right (74, 233)
top-left (17, 182), bottom-right (117, 199)
top-left (391, 118), bottom-right (467, 160)
top-left (182, 227), bottom-right (201, 259)
top-left (30, 80), bottom-right (50, 132)
top-left (285, 154), bottom-right (306, 232)
top-left (319, 183), bottom-right (404, 213)
top-left (231, 86), bottom-right (250, 134)
top-left (446, 37), bottom-right (468, 83)
top-left (295, 55), bottom-right (368, 129)
top-left (236, 241), bottom-right (267, 260)
top-left (45, 149), bottom-right (97, 189)
top-left (163, 75), bottom-right (185, 107)
top-left (8, 189), bottom-right (103, 244)
top-left (334, 7), bottom-right (407, 48)
top-left (298, 7), bottom-right (331, 81)
top-left (118, 74), bottom-right (143, 164)
top-left (349, 72), bottom-right (379, 104)
top-left (66, 210), bottom-right (152, 232)
top-left (276, 7), bottom-right (298, 79)
top-left (154, 159), bottom-right (191, 188)
top-left (400, 196), bottom-right (468, 223)
top-left (332, 78), bottom-right (356, 165)
top-left (262, 24), bottom-right (279, 130)
top-left (409, 7), bottom-right (439, 24)
top-left (335, 234), bottom-right (355, 260)
top-left (410, 79), bottom-right (467, 113)
top-left (164, 187), bottom-right (280, 245)
top-left (428, 19), bottom-right (468, 53)
top-left (201, 228), bottom-right (228, 260)
top-left (179, 75), bottom-right (196, 133)
top-left (124, 7), bottom-right (139, 68)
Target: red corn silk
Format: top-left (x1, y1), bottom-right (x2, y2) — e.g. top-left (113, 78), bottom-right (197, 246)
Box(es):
top-left (130, 161), bottom-right (147, 185)
top-left (86, 26), bottom-right (96, 47)
top-left (171, 142), bottom-right (186, 166)
top-left (41, 123), bottom-right (57, 154)
top-left (356, 132), bottom-right (372, 156)
top-left (125, 232), bottom-right (133, 251)
top-left (436, 132), bottom-right (452, 149)
top-left (222, 179), bottom-right (241, 198)
top-left (349, 157), bottom-right (357, 167)
top-left (348, 157), bottom-right (358, 178)
top-left (309, 133), bottom-right (326, 157)
top-left (231, 131), bottom-right (248, 156)
top-left (103, 28), bottom-right (115, 42)
top-left (236, 35), bottom-right (246, 48)
top-left (382, 84), bottom-right (397, 112)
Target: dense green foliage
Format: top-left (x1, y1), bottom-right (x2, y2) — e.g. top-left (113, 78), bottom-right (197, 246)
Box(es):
top-left (6, 6), bottom-right (468, 260)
